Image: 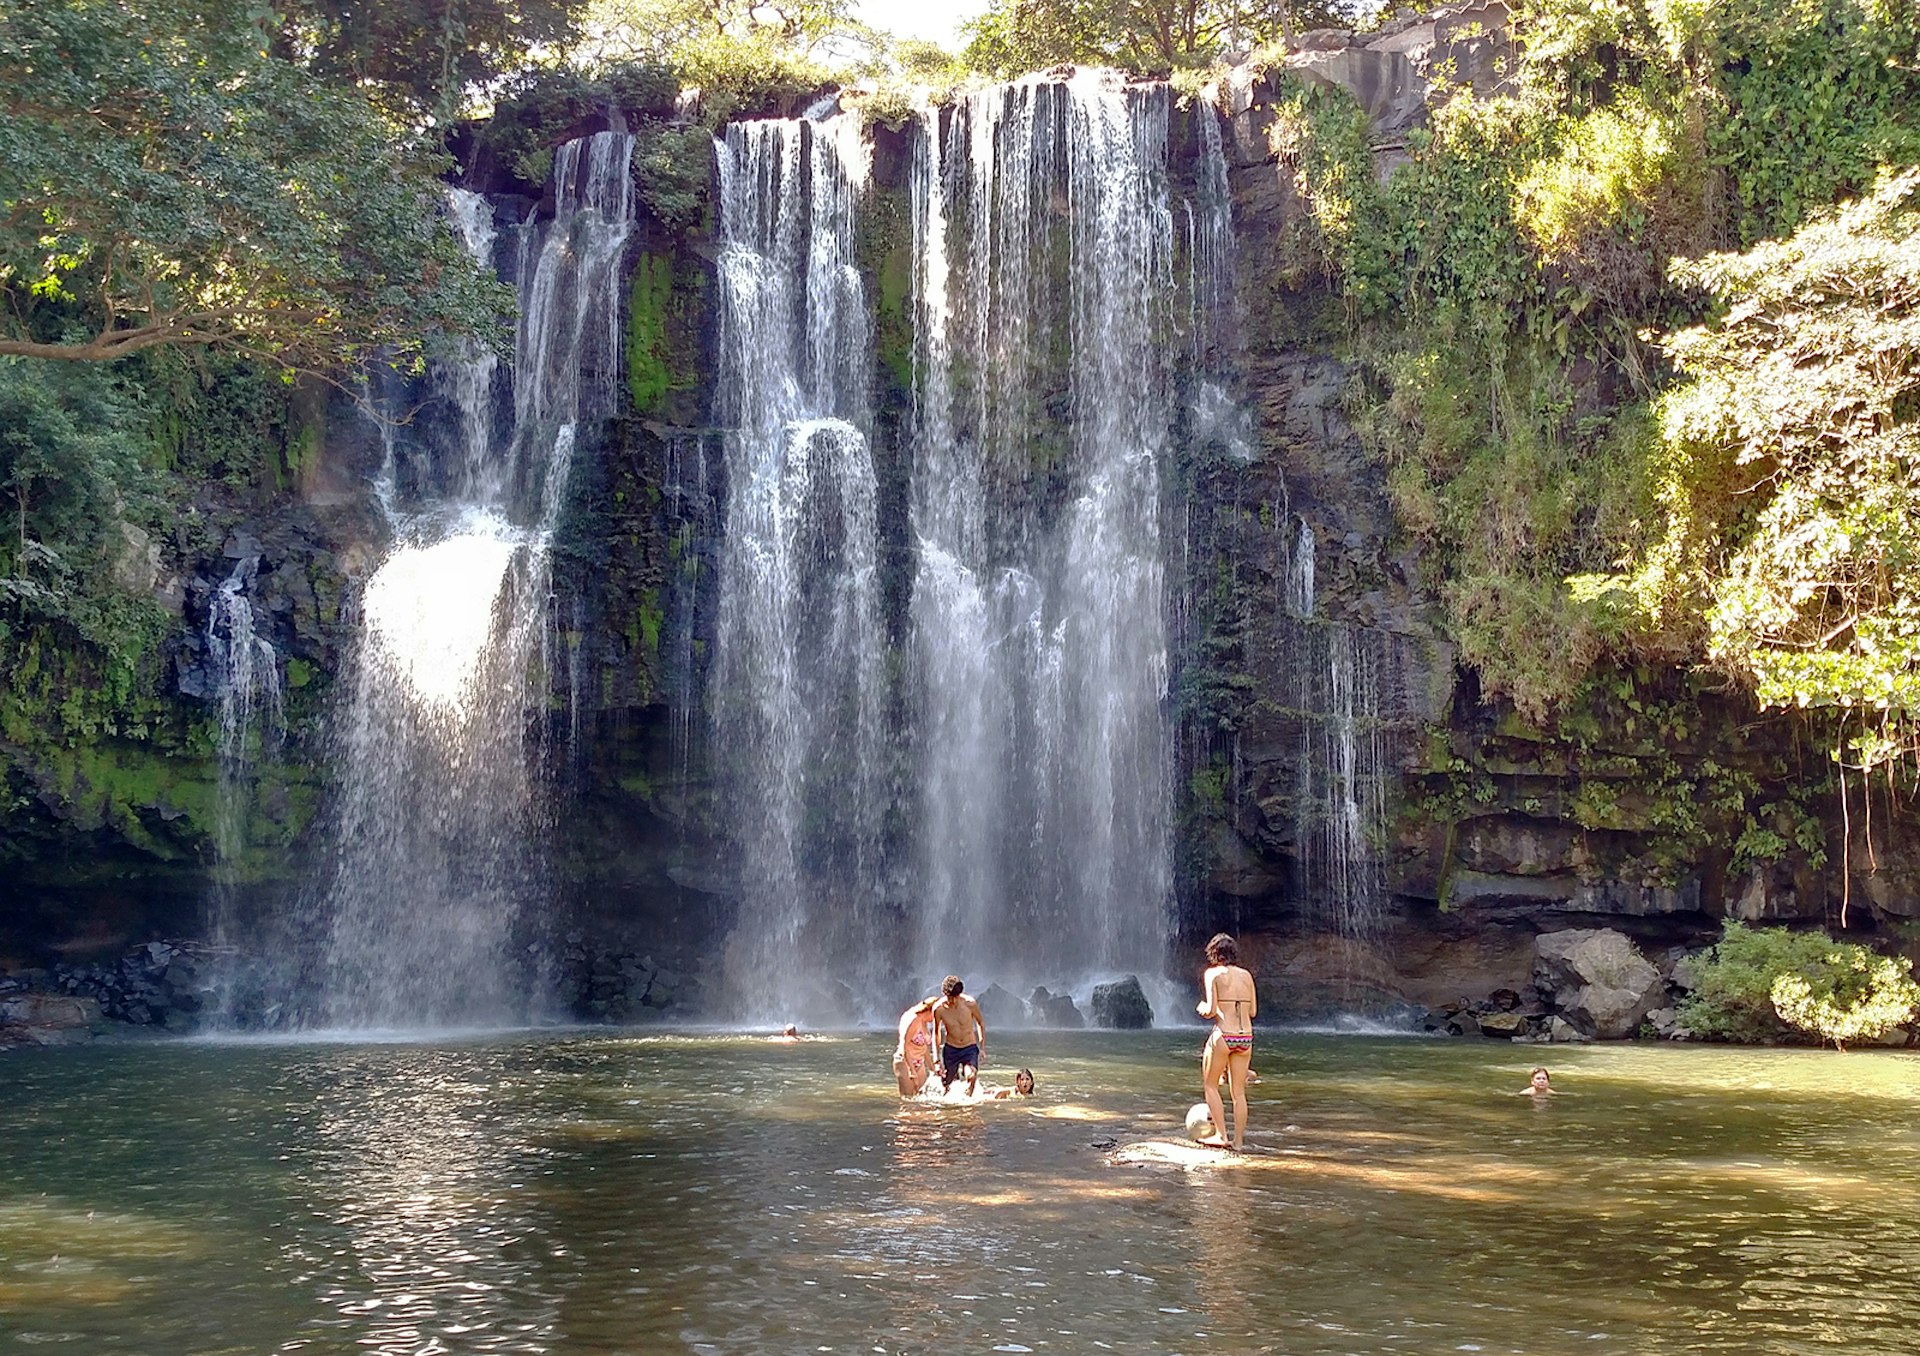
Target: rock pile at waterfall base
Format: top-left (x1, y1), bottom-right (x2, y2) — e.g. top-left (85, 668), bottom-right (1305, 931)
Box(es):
top-left (1413, 927), bottom-right (1690, 1042)
top-left (0, 940), bottom-right (216, 1045)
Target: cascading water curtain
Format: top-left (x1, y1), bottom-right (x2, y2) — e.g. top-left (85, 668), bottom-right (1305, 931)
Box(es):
top-left (710, 116), bottom-right (891, 1020)
top-left (907, 76), bottom-right (1176, 992)
top-left (302, 133), bottom-right (634, 1029)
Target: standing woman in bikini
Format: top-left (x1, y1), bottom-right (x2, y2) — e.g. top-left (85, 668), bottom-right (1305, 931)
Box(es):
top-left (1196, 933), bottom-right (1257, 1150)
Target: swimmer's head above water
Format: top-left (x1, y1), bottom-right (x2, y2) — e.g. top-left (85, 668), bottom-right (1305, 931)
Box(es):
top-left (1014, 1068), bottom-right (1035, 1096)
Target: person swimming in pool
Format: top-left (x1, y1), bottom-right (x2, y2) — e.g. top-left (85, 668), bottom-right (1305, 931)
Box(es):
top-left (1517, 1066), bottom-right (1556, 1097)
top-left (986, 1068), bottom-right (1035, 1099)
top-left (893, 998), bottom-right (937, 1096)
top-left (1196, 932), bottom-right (1256, 1151)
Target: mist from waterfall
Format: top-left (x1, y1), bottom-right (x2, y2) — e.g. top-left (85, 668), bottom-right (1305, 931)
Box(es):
top-left (303, 135), bottom-right (635, 1028)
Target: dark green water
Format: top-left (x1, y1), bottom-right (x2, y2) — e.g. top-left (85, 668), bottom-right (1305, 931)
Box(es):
top-left (3, 1030), bottom-right (1917, 1354)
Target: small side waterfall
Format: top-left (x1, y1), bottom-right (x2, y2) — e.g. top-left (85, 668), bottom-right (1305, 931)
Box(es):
top-left (204, 555), bottom-right (283, 1019)
top-left (305, 139), bottom-right (635, 1028)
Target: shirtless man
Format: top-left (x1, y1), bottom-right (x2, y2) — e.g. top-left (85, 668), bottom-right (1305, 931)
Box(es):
top-left (893, 998), bottom-right (937, 1095)
top-left (1196, 933), bottom-right (1257, 1151)
top-left (931, 975), bottom-right (986, 1096)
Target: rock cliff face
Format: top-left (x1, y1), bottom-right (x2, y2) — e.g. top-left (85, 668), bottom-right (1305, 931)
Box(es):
top-left (4, 6), bottom-right (1914, 1020)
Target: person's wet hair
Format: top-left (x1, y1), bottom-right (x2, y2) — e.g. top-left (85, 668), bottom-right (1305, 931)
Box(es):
top-left (1531, 1066), bottom-right (1550, 1079)
top-left (1205, 933), bottom-right (1238, 965)
top-left (1015, 1068), bottom-right (1035, 1092)
top-left (941, 975), bottom-right (964, 997)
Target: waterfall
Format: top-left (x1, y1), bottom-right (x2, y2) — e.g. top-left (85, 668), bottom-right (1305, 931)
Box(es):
top-left (305, 140), bottom-right (634, 1028)
top-left (1294, 622), bottom-right (1391, 996)
top-left (710, 115), bottom-right (890, 1017)
top-left (906, 75), bottom-right (1175, 992)
top-left (204, 555), bottom-right (283, 1020)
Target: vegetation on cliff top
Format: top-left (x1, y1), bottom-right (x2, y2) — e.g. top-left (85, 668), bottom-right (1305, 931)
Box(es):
top-left (0, 0), bottom-right (507, 369)
top-left (1252, 0), bottom-right (1920, 775)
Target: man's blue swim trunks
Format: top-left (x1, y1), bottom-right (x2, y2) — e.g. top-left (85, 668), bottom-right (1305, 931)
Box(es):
top-left (941, 1043), bottom-right (979, 1083)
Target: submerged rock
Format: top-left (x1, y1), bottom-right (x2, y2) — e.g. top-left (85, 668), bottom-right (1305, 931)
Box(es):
top-left (0, 993), bottom-right (100, 1047)
top-left (1090, 975), bottom-right (1154, 1029)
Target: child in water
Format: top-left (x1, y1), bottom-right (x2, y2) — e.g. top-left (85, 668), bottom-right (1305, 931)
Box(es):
top-left (1517, 1066), bottom-right (1555, 1096)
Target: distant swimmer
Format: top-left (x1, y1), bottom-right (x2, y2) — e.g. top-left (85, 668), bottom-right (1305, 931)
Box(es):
top-left (1517, 1066), bottom-right (1556, 1097)
top-left (893, 998), bottom-right (937, 1096)
top-left (1195, 933), bottom-right (1257, 1152)
top-left (932, 975), bottom-right (986, 1096)
top-left (769, 1023), bottom-right (802, 1043)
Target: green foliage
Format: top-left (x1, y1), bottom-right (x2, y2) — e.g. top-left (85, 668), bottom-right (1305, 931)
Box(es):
top-left (1677, 920), bottom-right (1919, 1046)
top-left (635, 125), bottom-right (714, 232)
top-left (1285, 0), bottom-right (1920, 729)
top-left (1678, 921), bottom-right (1841, 1042)
top-left (1771, 950), bottom-right (1920, 1049)
top-left (1621, 171), bottom-right (1920, 765)
top-left (0, 0), bottom-right (507, 370)
top-left (571, 0), bottom-right (853, 123)
top-left (277, 0), bottom-right (589, 123)
top-left (960, 0), bottom-right (1365, 75)
top-left (0, 359), bottom-right (156, 639)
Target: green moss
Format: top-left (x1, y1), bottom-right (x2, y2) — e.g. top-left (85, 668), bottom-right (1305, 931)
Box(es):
top-left (626, 253), bottom-right (675, 416)
top-left (284, 657), bottom-right (313, 689)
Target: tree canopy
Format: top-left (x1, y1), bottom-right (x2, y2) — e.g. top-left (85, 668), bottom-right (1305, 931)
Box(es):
top-left (275, 0), bottom-right (588, 122)
top-left (960, 0), bottom-right (1364, 74)
top-left (0, 0), bottom-right (505, 370)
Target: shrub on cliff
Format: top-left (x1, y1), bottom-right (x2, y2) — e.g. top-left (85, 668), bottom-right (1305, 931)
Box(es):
top-left (1678, 921), bottom-right (1919, 1046)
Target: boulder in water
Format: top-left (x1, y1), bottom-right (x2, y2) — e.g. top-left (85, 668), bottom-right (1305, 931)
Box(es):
top-left (1090, 975), bottom-right (1154, 1029)
top-left (1029, 987), bottom-right (1086, 1029)
top-left (978, 983), bottom-right (1026, 1025)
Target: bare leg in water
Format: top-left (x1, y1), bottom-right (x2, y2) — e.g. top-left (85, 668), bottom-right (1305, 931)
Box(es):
top-left (1200, 1033), bottom-right (1251, 1150)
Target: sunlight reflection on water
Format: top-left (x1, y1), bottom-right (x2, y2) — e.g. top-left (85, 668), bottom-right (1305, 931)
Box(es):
top-left (0, 1033), bottom-right (1916, 1353)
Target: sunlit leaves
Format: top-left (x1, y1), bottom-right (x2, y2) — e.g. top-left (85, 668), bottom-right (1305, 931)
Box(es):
top-left (1629, 171), bottom-right (1920, 758)
top-left (0, 0), bottom-right (507, 369)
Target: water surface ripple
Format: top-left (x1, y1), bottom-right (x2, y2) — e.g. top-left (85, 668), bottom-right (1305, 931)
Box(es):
top-left (2, 1032), bottom-right (1916, 1354)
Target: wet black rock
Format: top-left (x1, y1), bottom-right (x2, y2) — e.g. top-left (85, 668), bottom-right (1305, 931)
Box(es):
top-left (1091, 975), bottom-right (1154, 1029)
top-left (1029, 987), bottom-right (1086, 1029)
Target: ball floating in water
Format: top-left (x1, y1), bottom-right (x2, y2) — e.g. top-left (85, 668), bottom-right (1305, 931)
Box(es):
top-left (1185, 1103), bottom-right (1217, 1141)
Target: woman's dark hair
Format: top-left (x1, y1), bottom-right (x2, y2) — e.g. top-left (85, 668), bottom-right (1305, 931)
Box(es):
top-left (1205, 933), bottom-right (1238, 964)
top-left (1016, 1067), bottom-right (1035, 1089)
top-left (941, 975), bottom-right (964, 997)
top-left (1531, 1066), bottom-right (1550, 1078)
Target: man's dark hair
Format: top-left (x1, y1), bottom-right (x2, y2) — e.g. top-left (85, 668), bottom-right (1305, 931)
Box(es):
top-left (941, 975), bottom-right (964, 997)
top-left (1205, 933), bottom-right (1238, 964)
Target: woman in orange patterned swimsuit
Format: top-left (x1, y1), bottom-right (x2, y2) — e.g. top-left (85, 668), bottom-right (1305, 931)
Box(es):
top-left (892, 998), bottom-right (937, 1095)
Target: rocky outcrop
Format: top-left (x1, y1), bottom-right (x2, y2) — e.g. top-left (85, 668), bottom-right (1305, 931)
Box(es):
top-left (1090, 976), bottom-right (1155, 1029)
top-left (0, 992), bottom-right (100, 1047)
top-left (1029, 987), bottom-right (1087, 1029)
top-left (1532, 928), bottom-right (1666, 1039)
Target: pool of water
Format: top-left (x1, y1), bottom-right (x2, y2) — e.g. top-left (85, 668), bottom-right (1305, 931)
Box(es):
top-left (2, 1030), bottom-right (1917, 1354)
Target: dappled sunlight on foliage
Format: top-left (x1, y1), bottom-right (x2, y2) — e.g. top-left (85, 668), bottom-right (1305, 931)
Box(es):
top-left (1628, 171), bottom-right (1920, 764)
